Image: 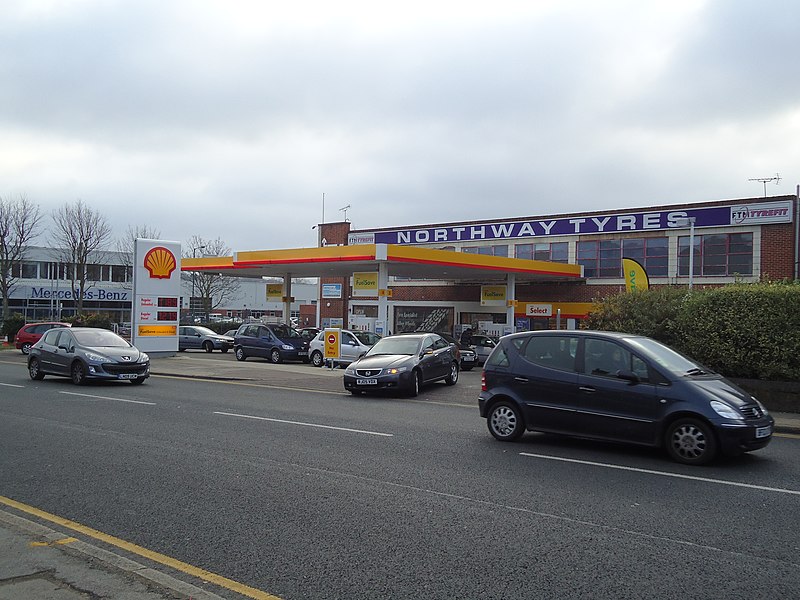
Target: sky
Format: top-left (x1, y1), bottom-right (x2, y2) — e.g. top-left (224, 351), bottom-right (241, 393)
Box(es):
top-left (1, 0), bottom-right (798, 254)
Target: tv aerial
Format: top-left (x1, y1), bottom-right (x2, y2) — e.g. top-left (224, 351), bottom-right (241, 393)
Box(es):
top-left (339, 204), bottom-right (351, 221)
top-left (748, 173), bottom-right (781, 197)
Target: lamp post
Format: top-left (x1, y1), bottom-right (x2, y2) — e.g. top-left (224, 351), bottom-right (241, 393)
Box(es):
top-left (191, 245), bottom-right (206, 321)
top-left (675, 217), bottom-right (696, 289)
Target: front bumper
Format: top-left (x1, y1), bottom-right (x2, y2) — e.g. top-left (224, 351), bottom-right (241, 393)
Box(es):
top-left (343, 371), bottom-right (415, 393)
top-left (714, 416), bottom-right (775, 455)
top-left (87, 361), bottom-right (150, 381)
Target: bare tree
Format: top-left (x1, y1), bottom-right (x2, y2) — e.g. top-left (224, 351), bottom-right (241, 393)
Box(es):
top-left (185, 235), bottom-right (240, 320)
top-left (51, 199), bottom-right (113, 317)
top-left (0, 194), bottom-right (43, 320)
top-left (115, 224), bottom-right (162, 290)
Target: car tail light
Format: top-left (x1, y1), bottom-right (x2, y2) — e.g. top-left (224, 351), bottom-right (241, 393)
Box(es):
top-left (481, 371), bottom-right (487, 392)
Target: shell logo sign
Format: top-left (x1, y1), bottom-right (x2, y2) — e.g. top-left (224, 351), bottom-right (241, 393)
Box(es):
top-left (143, 246), bottom-right (177, 279)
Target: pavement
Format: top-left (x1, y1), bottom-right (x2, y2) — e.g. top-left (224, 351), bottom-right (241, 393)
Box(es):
top-left (1, 351), bottom-right (799, 599)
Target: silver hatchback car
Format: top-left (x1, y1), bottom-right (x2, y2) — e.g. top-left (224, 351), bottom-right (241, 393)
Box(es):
top-left (308, 329), bottom-right (381, 367)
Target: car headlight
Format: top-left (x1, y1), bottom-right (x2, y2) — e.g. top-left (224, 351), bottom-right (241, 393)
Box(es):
top-left (281, 344), bottom-right (293, 351)
top-left (753, 398), bottom-right (770, 416)
top-left (710, 400), bottom-right (743, 420)
top-left (387, 367), bottom-right (407, 375)
top-left (345, 366), bottom-right (355, 375)
top-left (139, 353), bottom-right (149, 363)
top-left (84, 352), bottom-right (110, 363)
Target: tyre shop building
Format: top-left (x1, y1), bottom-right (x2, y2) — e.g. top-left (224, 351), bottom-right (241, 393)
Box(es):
top-left (314, 193), bottom-right (797, 334)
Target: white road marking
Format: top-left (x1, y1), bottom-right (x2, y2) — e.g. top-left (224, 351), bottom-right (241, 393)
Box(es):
top-left (213, 411), bottom-right (393, 437)
top-left (519, 452), bottom-right (800, 495)
top-left (0, 382), bottom-right (25, 388)
top-left (58, 391), bottom-right (156, 406)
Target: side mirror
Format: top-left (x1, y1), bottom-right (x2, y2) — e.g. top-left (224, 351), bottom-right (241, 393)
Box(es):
top-left (617, 369), bottom-right (640, 383)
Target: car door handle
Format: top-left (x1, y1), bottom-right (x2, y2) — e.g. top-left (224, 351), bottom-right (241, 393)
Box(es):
top-left (579, 386), bottom-right (596, 393)
top-left (514, 377), bottom-right (529, 383)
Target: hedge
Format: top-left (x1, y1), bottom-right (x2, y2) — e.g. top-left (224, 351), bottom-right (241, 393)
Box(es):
top-left (585, 281), bottom-right (800, 381)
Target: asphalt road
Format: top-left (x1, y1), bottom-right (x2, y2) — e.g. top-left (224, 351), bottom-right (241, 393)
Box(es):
top-left (1, 354), bottom-right (799, 599)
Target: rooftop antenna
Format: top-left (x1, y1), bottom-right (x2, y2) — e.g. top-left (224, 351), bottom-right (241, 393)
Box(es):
top-left (339, 204), bottom-right (351, 222)
top-left (748, 173), bottom-right (781, 197)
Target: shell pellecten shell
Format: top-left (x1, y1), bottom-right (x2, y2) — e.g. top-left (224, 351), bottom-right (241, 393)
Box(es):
top-left (143, 246), bottom-right (177, 279)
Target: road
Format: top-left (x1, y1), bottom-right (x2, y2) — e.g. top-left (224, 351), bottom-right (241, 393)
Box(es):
top-left (1, 353), bottom-right (799, 599)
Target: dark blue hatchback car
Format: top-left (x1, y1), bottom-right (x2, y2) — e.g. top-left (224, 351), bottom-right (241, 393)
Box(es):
top-left (479, 330), bottom-right (774, 465)
top-left (233, 323), bottom-right (310, 363)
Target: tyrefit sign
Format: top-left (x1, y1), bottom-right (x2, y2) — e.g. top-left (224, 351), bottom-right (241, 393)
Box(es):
top-left (358, 200), bottom-right (794, 245)
top-left (131, 239), bottom-right (181, 353)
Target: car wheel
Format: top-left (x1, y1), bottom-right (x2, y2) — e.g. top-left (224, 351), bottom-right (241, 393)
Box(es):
top-left (234, 346), bottom-right (247, 361)
top-left (311, 351), bottom-right (324, 367)
top-left (270, 348), bottom-right (282, 364)
top-left (665, 418), bottom-right (718, 465)
top-left (130, 377), bottom-right (146, 385)
top-left (408, 370), bottom-right (422, 397)
top-left (445, 362), bottom-right (459, 386)
top-left (487, 401), bottom-right (525, 441)
top-left (28, 357), bottom-right (45, 380)
top-left (21, 343), bottom-right (32, 355)
top-left (71, 361), bottom-right (87, 385)
top-left (203, 341), bottom-right (214, 353)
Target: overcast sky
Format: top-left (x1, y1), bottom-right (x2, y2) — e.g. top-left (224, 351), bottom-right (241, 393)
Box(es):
top-left (2, 0), bottom-right (797, 253)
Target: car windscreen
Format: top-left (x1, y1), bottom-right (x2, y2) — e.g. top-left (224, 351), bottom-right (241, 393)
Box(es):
top-left (354, 332), bottom-right (380, 346)
top-left (366, 337), bottom-right (421, 356)
top-left (73, 330), bottom-right (130, 348)
top-left (625, 337), bottom-right (706, 375)
top-left (194, 327), bottom-right (217, 335)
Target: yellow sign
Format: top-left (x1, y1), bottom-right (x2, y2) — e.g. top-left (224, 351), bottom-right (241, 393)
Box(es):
top-left (266, 283), bottom-right (283, 300)
top-left (324, 328), bottom-right (341, 360)
top-left (480, 285), bottom-right (507, 306)
top-left (623, 258), bottom-right (650, 292)
top-left (137, 325), bottom-right (177, 337)
top-left (353, 272), bottom-right (378, 297)
top-left (378, 288), bottom-right (393, 297)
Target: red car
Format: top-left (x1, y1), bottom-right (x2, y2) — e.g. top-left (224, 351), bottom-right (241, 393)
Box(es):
top-left (15, 322), bottom-right (70, 354)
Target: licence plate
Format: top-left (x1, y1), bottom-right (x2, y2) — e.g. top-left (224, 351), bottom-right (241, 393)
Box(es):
top-left (756, 425), bottom-right (772, 438)
top-left (298, 351), bottom-right (308, 356)
top-left (462, 355), bottom-right (475, 362)
top-left (357, 378), bottom-right (378, 385)
top-left (117, 373), bottom-right (138, 380)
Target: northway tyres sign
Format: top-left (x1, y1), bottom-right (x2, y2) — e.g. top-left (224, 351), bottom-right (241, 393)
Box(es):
top-left (348, 200), bottom-right (793, 245)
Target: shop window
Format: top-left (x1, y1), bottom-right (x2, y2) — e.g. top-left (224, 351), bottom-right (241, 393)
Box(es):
top-left (462, 245), bottom-right (508, 257)
top-left (515, 242), bottom-right (568, 263)
top-left (678, 232), bottom-right (752, 276)
top-left (11, 261), bottom-right (38, 278)
top-left (111, 265), bottom-right (128, 282)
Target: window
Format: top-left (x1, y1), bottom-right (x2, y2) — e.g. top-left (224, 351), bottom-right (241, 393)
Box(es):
top-left (621, 237), bottom-right (668, 277)
top-left (678, 232), bottom-right (753, 276)
top-left (462, 245), bottom-right (508, 257)
top-left (578, 237), bottom-right (668, 278)
top-left (584, 339), bottom-right (631, 377)
top-left (523, 336), bottom-right (578, 371)
top-left (86, 264), bottom-right (106, 281)
top-left (111, 265), bottom-right (129, 282)
top-left (515, 242), bottom-right (568, 263)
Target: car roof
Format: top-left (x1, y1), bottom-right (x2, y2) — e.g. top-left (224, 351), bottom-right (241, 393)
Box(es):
top-left (504, 330), bottom-right (643, 341)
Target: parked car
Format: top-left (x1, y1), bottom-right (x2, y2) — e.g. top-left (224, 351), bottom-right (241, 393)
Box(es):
top-left (178, 326), bottom-right (234, 353)
top-left (27, 327), bottom-right (150, 385)
top-left (14, 322), bottom-right (70, 355)
top-left (309, 329), bottom-right (381, 367)
top-left (223, 329), bottom-right (238, 338)
top-left (469, 333), bottom-right (498, 365)
top-left (478, 330), bottom-right (774, 465)
top-left (437, 332), bottom-right (478, 371)
top-left (233, 323), bottom-right (310, 363)
top-left (343, 332), bottom-right (460, 397)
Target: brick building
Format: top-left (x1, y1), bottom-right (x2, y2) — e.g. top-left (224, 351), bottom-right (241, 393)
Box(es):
top-left (317, 194), bottom-right (798, 334)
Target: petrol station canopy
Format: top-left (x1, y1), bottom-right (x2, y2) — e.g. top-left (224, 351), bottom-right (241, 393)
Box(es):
top-left (180, 244), bottom-right (584, 282)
